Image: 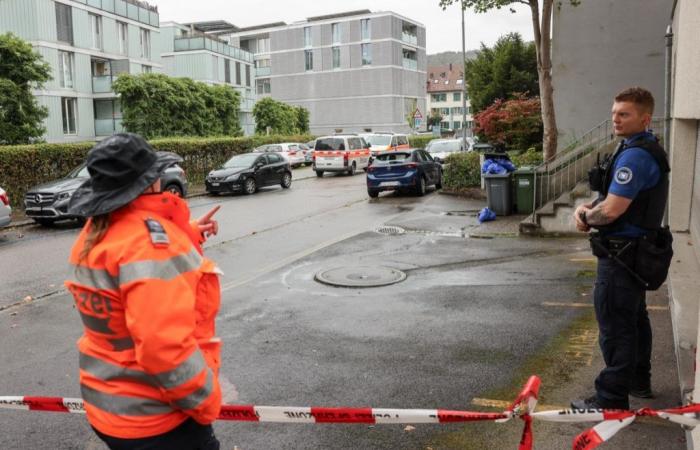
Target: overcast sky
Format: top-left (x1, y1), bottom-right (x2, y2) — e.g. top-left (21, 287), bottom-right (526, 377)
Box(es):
top-left (152, 0), bottom-right (534, 54)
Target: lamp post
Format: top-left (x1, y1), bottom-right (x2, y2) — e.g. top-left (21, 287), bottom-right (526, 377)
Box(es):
top-left (460, 1), bottom-right (468, 151)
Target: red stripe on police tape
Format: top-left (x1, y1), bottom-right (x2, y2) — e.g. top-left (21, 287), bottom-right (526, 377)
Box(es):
top-left (2, 376), bottom-right (699, 450)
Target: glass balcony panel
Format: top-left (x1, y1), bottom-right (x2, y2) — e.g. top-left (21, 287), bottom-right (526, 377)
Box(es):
top-left (255, 67), bottom-right (271, 77)
top-left (402, 59), bottom-right (417, 70)
top-left (402, 32), bottom-right (418, 46)
top-left (87, 0), bottom-right (101, 8)
top-left (95, 119), bottom-right (117, 136)
top-left (92, 76), bottom-right (113, 93)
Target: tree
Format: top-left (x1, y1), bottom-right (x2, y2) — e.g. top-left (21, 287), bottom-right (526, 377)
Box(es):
top-left (112, 74), bottom-right (242, 138)
top-left (0, 33), bottom-right (51, 145)
top-left (473, 93), bottom-right (542, 151)
top-left (427, 110), bottom-right (443, 129)
top-left (439, 0), bottom-right (581, 161)
top-left (252, 97), bottom-right (310, 135)
top-left (465, 33), bottom-right (538, 112)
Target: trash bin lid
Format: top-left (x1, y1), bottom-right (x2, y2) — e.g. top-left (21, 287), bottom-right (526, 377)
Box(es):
top-left (482, 172), bottom-right (511, 178)
top-left (515, 166), bottom-right (535, 173)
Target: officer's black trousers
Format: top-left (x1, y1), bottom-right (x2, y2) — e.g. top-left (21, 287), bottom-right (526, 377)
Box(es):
top-left (593, 257), bottom-right (652, 409)
top-left (93, 418), bottom-right (220, 450)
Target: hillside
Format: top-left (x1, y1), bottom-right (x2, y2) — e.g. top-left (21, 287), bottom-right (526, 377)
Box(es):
top-left (427, 50), bottom-right (478, 68)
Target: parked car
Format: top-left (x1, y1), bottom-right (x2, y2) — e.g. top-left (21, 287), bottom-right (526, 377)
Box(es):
top-left (360, 132), bottom-right (410, 156)
top-left (0, 187), bottom-right (11, 228)
top-left (257, 143), bottom-right (307, 167)
top-left (205, 152), bottom-right (292, 195)
top-left (303, 146), bottom-right (314, 166)
top-left (425, 138), bottom-right (465, 163)
top-left (24, 163), bottom-right (188, 226)
top-left (366, 149), bottom-right (442, 198)
top-left (313, 135), bottom-right (371, 177)
top-left (306, 139), bottom-right (316, 150)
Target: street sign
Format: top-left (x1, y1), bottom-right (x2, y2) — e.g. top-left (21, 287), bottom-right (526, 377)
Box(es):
top-left (414, 118), bottom-right (422, 129)
top-left (413, 108), bottom-right (422, 119)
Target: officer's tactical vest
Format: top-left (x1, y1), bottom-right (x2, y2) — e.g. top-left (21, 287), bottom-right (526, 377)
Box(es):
top-left (597, 136), bottom-right (670, 233)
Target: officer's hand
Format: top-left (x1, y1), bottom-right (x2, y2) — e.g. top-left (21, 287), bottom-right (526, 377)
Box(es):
top-left (197, 205), bottom-right (220, 238)
top-left (573, 205), bottom-right (591, 232)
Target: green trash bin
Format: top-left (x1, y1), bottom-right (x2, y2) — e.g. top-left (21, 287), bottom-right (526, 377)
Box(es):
top-left (513, 166), bottom-right (535, 214)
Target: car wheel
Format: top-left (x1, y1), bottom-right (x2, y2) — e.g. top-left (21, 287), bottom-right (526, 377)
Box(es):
top-left (435, 171), bottom-right (443, 190)
top-left (34, 218), bottom-right (54, 227)
top-left (348, 162), bottom-right (356, 176)
top-left (315, 170), bottom-right (324, 178)
top-left (368, 189), bottom-right (379, 198)
top-left (164, 183), bottom-right (183, 197)
top-left (416, 176), bottom-right (426, 196)
top-left (281, 172), bottom-right (292, 189)
top-left (243, 177), bottom-right (257, 195)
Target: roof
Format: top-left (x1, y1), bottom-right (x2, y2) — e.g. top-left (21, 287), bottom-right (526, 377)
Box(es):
top-left (185, 20), bottom-right (239, 33)
top-left (237, 22), bottom-right (288, 32)
top-left (427, 64), bottom-right (465, 93)
top-left (307, 10), bottom-right (372, 22)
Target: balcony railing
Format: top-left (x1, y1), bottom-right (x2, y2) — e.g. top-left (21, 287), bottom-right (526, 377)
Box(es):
top-left (402, 32), bottom-right (418, 46)
top-left (92, 76), bottom-right (113, 93)
top-left (82, 0), bottom-right (158, 27)
top-left (402, 58), bottom-right (417, 71)
top-left (255, 67), bottom-right (271, 77)
top-left (95, 118), bottom-right (124, 136)
top-left (174, 36), bottom-right (253, 63)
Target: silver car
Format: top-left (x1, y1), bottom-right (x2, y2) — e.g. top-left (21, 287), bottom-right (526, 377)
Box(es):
top-left (0, 187), bottom-right (11, 228)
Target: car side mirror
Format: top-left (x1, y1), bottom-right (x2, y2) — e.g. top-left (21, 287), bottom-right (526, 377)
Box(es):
top-left (255, 162), bottom-right (264, 169)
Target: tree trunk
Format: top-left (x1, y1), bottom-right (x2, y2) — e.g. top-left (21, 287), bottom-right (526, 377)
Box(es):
top-left (529, 0), bottom-right (558, 161)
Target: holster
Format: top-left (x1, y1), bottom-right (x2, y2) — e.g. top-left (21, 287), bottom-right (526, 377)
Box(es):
top-left (588, 166), bottom-right (605, 192)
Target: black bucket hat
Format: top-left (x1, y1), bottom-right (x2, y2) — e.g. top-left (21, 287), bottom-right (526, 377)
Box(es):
top-left (68, 133), bottom-right (182, 217)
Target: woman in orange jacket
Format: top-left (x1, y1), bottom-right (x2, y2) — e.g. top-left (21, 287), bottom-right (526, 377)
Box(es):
top-left (65, 133), bottom-right (223, 449)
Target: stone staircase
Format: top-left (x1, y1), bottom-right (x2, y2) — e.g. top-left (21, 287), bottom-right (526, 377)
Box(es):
top-left (519, 181), bottom-right (595, 235)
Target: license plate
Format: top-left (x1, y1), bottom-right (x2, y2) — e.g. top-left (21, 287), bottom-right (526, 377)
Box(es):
top-left (211, 182), bottom-right (220, 186)
top-left (379, 181), bottom-right (400, 187)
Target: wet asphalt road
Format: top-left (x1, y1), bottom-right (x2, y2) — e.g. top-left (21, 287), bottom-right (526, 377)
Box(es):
top-left (0, 168), bottom-right (593, 449)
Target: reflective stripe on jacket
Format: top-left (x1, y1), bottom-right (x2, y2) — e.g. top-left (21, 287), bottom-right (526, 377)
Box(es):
top-left (65, 193), bottom-right (222, 439)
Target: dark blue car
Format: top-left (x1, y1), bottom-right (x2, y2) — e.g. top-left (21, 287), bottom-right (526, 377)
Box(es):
top-left (366, 149), bottom-right (442, 198)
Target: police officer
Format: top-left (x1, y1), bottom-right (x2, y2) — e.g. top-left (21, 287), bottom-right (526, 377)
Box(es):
top-left (571, 87), bottom-right (670, 410)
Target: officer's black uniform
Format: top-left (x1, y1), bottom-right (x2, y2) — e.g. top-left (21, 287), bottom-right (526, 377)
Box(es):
top-left (588, 131), bottom-right (670, 409)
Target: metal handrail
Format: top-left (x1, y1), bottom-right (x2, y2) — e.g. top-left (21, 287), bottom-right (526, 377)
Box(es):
top-left (529, 117), bottom-right (664, 224)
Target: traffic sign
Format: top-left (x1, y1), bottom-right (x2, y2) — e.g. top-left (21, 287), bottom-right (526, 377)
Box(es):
top-left (413, 108), bottom-right (422, 119)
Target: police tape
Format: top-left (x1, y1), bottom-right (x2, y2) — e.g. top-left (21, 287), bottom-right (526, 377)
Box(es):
top-left (1, 376), bottom-right (699, 450)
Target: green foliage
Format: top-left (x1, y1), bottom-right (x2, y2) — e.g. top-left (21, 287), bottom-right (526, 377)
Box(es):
top-left (0, 135), bottom-right (314, 208)
top-left (408, 135), bottom-right (434, 149)
top-left (473, 94), bottom-right (543, 152)
top-left (509, 147), bottom-right (543, 167)
top-left (112, 74), bottom-right (242, 139)
top-left (252, 97), bottom-right (310, 135)
top-left (443, 151), bottom-right (482, 188)
top-left (0, 33), bottom-right (52, 144)
top-left (464, 33), bottom-right (538, 113)
top-left (427, 110), bottom-right (443, 128)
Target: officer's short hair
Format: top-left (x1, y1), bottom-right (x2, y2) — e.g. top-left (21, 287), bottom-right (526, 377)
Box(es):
top-left (614, 87), bottom-right (654, 115)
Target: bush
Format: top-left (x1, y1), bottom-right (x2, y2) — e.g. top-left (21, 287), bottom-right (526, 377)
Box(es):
top-left (442, 152), bottom-right (482, 189)
top-left (408, 135), bottom-right (433, 149)
top-left (473, 94), bottom-right (543, 152)
top-left (509, 147), bottom-right (543, 168)
top-left (0, 135), bottom-right (314, 208)
top-left (253, 98), bottom-right (310, 135)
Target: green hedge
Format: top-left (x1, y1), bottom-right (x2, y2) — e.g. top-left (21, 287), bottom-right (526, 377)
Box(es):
top-left (0, 135), bottom-right (313, 208)
top-left (408, 135), bottom-right (433, 149)
top-left (443, 152), bottom-right (482, 189)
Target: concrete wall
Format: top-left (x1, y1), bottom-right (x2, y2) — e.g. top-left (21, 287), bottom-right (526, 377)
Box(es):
top-left (551, 0), bottom-right (670, 148)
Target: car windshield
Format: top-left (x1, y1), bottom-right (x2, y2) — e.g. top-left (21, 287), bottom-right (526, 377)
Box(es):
top-left (257, 145), bottom-right (283, 152)
top-left (224, 153), bottom-right (259, 168)
top-left (427, 141), bottom-right (461, 153)
top-left (67, 164), bottom-right (89, 178)
top-left (365, 135), bottom-right (392, 146)
top-left (374, 152), bottom-right (411, 163)
top-left (315, 138), bottom-right (345, 151)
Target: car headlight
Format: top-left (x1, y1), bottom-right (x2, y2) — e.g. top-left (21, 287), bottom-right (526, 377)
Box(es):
top-left (57, 190), bottom-right (75, 201)
top-left (225, 173), bottom-right (240, 181)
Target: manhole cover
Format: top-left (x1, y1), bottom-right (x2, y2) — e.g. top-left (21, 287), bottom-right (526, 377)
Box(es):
top-left (375, 225), bottom-right (405, 235)
top-left (315, 266), bottom-right (407, 288)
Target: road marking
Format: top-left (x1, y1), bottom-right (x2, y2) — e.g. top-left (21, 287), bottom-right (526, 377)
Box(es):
top-left (542, 302), bottom-right (668, 311)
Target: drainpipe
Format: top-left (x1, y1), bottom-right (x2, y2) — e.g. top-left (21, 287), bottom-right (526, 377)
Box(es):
top-left (663, 24), bottom-right (673, 227)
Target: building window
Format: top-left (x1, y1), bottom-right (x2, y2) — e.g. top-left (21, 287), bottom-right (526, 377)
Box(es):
top-left (58, 51), bottom-right (74, 89)
top-left (256, 78), bottom-right (271, 94)
top-left (117, 21), bottom-right (128, 55)
top-left (332, 46), bottom-right (340, 69)
top-left (453, 121), bottom-right (462, 130)
top-left (140, 28), bottom-right (150, 59)
top-left (61, 97), bottom-right (77, 135)
top-left (89, 14), bottom-right (102, 50)
top-left (142, 65), bottom-right (152, 74)
top-left (440, 108), bottom-right (450, 115)
top-left (55, 3), bottom-right (73, 45)
top-left (304, 27), bottom-right (311, 48)
top-left (431, 93), bottom-right (446, 102)
top-left (92, 59), bottom-right (111, 77)
top-left (257, 37), bottom-right (270, 54)
top-left (245, 65), bottom-right (251, 86)
top-left (361, 19), bottom-right (370, 40)
top-left (225, 59), bottom-right (231, 83)
top-left (361, 43), bottom-right (371, 65)
top-left (453, 92), bottom-right (461, 102)
top-left (212, 56), bottom-right (219, 80)
top-left (305, 49), bottom-right (313, 71)
top-left (332, 23), bottom-right (340, 44)
top-left (451, 107), bottom-right (463, 115)
top-left (235, 62), bottom-right (241, 84)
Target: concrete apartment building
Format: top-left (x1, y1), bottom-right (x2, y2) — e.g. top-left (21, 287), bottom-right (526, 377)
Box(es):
top-left (201, 10), bottom-right (426, 135)
top-left (426, 63), bottom-right (473, 134)
top-left (0, 0), bottom-right (161, 143)
top-left (157, 22), bottom-right (256, 135)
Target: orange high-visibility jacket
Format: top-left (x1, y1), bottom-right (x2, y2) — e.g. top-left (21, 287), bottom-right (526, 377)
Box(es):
top-left (65, 193), bottom-right (222, 439)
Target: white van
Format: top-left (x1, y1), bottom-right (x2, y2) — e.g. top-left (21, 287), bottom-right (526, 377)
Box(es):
top-left (313, 135), bottom-right (371, 177)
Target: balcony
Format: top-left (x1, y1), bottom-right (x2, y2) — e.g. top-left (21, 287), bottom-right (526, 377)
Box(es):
top-left (402, 32), bottom-right (418, 46)
top-left (92, 75), bottom-right (113, 93)
top-left (255, 67), bottom-right (271, 77)
top-left (174, 36), bottom-right (253, 63)
top-left (402, 58), bottom-right (417, 71)
top-left (95, 118), bottom-right (124, 136)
